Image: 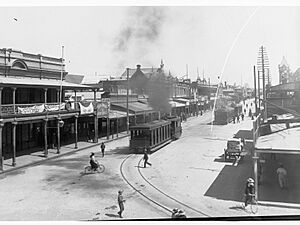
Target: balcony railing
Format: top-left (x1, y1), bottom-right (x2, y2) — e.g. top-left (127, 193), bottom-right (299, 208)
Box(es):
top-left (1, 102), bottom-right (69, 115)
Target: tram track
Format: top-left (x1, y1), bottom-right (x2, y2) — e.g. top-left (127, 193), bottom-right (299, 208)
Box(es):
top-left (120, 154), bottom-right (210, 218)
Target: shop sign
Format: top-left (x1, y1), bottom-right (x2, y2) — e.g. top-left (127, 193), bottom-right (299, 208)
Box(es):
top-left (45, 103), bottom-right (66, 112)
top-left (79, 102), bottom-right (94, 115)
top-left (18, 104), bottom-right (45, 114)
top-left (96, 101), bottom-right (110, 117)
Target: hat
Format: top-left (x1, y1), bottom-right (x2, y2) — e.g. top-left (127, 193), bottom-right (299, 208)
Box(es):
top-left (172, 208), bottom-right (178, 213)
top-left (247, 178), bottom-right (254, 183)
top-left (118, 190), bottom-right (123, 194)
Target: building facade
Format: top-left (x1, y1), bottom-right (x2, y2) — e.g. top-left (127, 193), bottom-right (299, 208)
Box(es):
top-left (0, 48), bottom-right (93, 170)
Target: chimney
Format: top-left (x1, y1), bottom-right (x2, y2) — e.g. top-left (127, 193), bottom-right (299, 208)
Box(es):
top-left (136, 64), bottom-right (141, 70)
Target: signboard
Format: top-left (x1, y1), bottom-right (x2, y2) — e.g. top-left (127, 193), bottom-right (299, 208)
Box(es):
top-left (96, 100), bottom-right (110, 117)
top-left (79, 102), bottom-right (94, 115)
top-left (45, 103), bottom-right (66, 112)
top-left (18, 104), bottom-right (45, 114)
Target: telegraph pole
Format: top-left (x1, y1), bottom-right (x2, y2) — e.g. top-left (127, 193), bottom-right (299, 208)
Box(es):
top-left (126, 68), bottom-right (129, 134)
top-left (253, 65), bottom-right (257, 116)
top-left (257, 46), bottom-right (269, 121)
top-left (57, 46), bottom-right (64, 154)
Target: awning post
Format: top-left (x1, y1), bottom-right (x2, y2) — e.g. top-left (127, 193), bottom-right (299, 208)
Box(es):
top-left (253, 152), bottom-right (259, 200)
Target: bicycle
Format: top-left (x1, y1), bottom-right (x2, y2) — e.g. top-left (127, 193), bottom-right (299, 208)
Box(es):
top-left (243, 193), bottom-right (258, 214)
top-left (84, 162), bottom-right (105, 174)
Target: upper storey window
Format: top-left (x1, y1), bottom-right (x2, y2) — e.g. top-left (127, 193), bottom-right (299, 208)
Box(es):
top-left (12, 60), bottom-right (28, 70)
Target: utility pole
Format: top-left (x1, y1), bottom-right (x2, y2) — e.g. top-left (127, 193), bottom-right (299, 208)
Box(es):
top-left (253, 65), bottom-right (257, 116)
top-left (257, 71), bottom-right (260, 113)
top-left (126, 68), bottom-right (129, 134)
top-left (261, 47), bottom-right (266, 121)
top-left (186, 64), bottom-right (189, 79)
top-left (257, 46), bottom-right (269, 121)
top-left (57, 45), bottom-right (64, 154)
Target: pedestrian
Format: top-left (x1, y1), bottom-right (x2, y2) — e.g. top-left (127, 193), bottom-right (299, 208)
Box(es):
top-left (244, 178), bottom-right (255, 208)
top-left (276, 163), bottom-right (287, 189)
top-left (249, 109), bottom-right (252, 117)
top-left (143, 149), bottom-right (152, 168)
top-left (237, 114), bottom-right (240, 123)
top-left (117, 190), bottom-right (125, 218)
top-left (100, 142), bottom-right (105, 157)
top-left (241, 138), bottom-right (246, 150)
top-left (241, 113), bottom-right (244, 121)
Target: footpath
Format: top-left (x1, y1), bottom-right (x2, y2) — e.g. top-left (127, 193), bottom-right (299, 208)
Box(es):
top-left (0, 131), bottom-right (129, 175)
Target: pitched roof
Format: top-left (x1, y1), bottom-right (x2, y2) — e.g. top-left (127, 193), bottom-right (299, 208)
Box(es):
top-left (0, 76), bottom-right (90, 89)
top-left (120, 67), bottom-right (160, 79)
top-left (65, 74), bottom-right (84, 84)
top-left (280, 56), bottom-right (289, 67)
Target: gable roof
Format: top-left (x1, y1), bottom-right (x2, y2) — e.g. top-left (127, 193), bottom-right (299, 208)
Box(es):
top-left (120, 67), bottom-right (161, 79)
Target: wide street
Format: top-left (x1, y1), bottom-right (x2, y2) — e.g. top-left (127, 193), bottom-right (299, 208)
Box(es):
top-left (1, 101), bottom-right (300, 220)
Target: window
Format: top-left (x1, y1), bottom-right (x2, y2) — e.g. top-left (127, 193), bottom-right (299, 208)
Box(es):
top-left (12, 60), bottom-right (28, 70)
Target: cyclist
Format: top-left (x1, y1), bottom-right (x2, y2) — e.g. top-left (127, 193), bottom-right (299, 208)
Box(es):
top-left (90, 152), bottom-right (99, 171)
top-left (244, 177), bottom-right (255, 208)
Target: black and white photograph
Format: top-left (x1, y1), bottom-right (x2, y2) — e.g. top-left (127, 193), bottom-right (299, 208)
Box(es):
top-left (0, 0), bottom-right (300, 222)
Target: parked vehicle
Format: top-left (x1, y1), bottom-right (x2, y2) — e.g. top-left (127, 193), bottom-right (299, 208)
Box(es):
top-left (224, 138), bottom-right (245, 161)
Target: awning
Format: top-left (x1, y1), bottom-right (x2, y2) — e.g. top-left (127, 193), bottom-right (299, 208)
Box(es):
top-left (256, 126), bottom-right (300, 154)
top-left (111, 101), bottom-right (154, 113)
top-left (173, 98), bottom-right (190, 106)
top-left (109, 110), bottom-right (134, 119)
top-left (169, 100), bottom-right (186, 108)
top-left (0, 76), bottom-right (91, 89)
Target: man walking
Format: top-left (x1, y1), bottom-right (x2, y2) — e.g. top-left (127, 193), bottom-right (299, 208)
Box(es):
top-left (100, 142), bottom-right (105, 157)
top-left (117, 190), bottom-right (125, 218)
top-left (277, 163), bottom-right (287, 189)
top-left (143, 149), bottom-right (152, 168)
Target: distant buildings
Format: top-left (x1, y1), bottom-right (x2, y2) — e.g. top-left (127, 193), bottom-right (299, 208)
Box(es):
top-left (0, 48), bottom-right (250, 171)
top-left (278, 56), bottom-right (300, 84)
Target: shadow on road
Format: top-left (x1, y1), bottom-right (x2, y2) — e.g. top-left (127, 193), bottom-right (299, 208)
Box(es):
top-left (229, 205), bottom-right (245, 212)
top-left (234, 129), bottom-right (253, 140)
top-left (105, 213), bottom-right (120, 218)
top-left (109, 146), bottom-right (135, 155)
top-left (214, 154), bottom-right (226, 163)
top-left (205, 155), bottom-right (253, 202)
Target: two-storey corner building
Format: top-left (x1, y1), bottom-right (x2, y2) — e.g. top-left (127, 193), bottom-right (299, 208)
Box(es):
top-left (0, 48), bottom-right (90, 170)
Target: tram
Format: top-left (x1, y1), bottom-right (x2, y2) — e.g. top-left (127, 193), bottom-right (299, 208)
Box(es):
top-left (129, 116), bottom-right (182, 153)
top-left (165, 115), bottom-right (182, 140)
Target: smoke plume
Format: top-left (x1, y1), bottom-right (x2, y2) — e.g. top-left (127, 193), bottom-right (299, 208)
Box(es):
top-left (147, 71), bottom-right (172, 114)
top-left (113, 6), bottom-right (166, 69)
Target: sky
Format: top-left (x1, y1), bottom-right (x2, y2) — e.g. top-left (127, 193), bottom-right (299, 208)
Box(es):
top-left (0, 2), bottom-right (300, 87)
